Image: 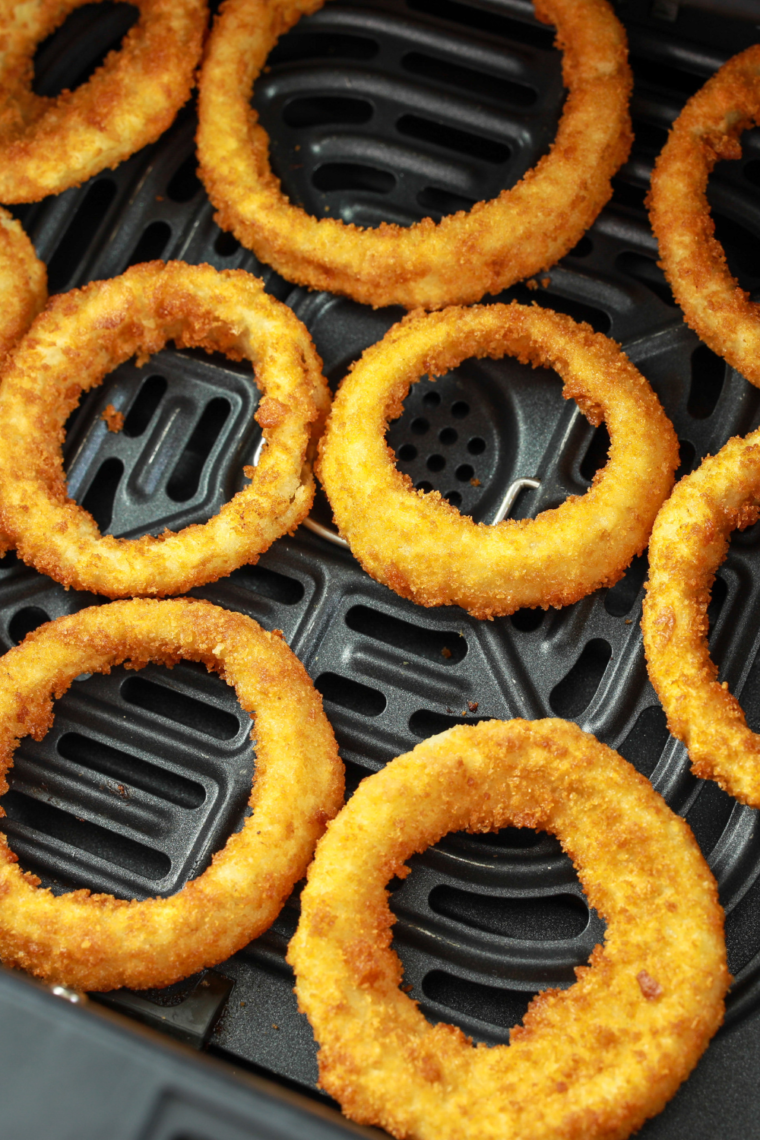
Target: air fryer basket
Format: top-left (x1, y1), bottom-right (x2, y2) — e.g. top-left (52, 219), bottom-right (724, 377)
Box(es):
top-left (2, 0), bottom-right (760, 1136)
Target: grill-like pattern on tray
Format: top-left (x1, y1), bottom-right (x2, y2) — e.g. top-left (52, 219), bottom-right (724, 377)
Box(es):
top-left (2, 0), bottom-right (760, 1123)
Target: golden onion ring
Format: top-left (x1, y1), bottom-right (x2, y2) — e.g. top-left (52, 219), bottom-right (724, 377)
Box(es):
top-left (0, 598), bottom-right (344, 992)
top-left (0, 260), bottom-right (330, 597)
top-left (196, 0), bottom-right (632, 310)
top-left (0, 208), bottom-right (47, 554)
top-left (318, 303), bottom-right (679, 619)
top-left (289, 718), bottom-right (728, 1140)
top-left (648, 45), bottom-right (760, 387)
top-left (643, 429), bottom-right (760, 807)
top-left (0, 209), bottom-right (47, 357)
top-left (0, 0), bottom-right (207, 203)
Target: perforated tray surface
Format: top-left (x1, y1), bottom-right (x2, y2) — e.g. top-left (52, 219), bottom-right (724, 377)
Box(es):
top-left (3, 0), bottom-right (760, 1137)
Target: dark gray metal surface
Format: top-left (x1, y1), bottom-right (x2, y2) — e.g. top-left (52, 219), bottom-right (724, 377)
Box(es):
top-left (1, 0), bottom-right (760, 1135)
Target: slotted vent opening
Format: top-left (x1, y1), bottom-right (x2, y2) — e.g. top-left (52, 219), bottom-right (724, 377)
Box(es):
top-left (713, 212), bottom-right (760, 291)
top-left (1, 789), bottom-right (171, 881)
top-left (8, 606), bottom-right (50, 645)
top-left (283, 96), bottom-right (373, 128)
top-left (686, 781), bottom-right (735, 859)
top-left (396, 114), bottom-right (510, 164)
top-left (123, 374), bottom-right (168, 437)
top-left (346, 605), bottom-right (467, 664)
top-left (33, 1), bottom-right (139, 97)
top-left (121, 676), bottom-right (241, 741)
top-left (167, 397), bottom-right (231, 502)
top-left (688, 344), bottom-right (725, 419)
top-left (127, 220), bottom-right (172, 268)
top-left (268, 31), bottom-right (379, 65)
top-left (421, 971), bottom-right (536, 1032)
top-left (409, 708), bottom-right (492, 737)
top-left (604, 552), bottom-right (647, 617)
top-left (630, 54), bottom-right (706, 98)
top-left (312, 163), bottom-right (396, 194)
top-left (617, 706), bottom-right (670, 780)
top-left (401, 52), bottom-right (537, 107)
top-left (81, 456), bottom-right (124, 533)
top-left (580, 423), bottom-right (610, 483)
top-left (166, 153), bottom-right (203, 203)
top-left (314, 673), bottom-right (386, 717)
top-left (214, 230), bottom-right (241, 258)
top-left (57, 732), bottom-right (205, 809)
top-left (429, 887), bottom-right (589, 941)
top-left (230, 564), bottom-right (305, 605)
top-left (406, 0), bottom-right (555, 50)
top-left (47, 179), bottom-right (118, 293)
top-left (549, 639), bottom-right (612, 717)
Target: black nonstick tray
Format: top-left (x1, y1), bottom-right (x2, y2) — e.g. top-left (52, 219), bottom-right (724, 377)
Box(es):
top-left (2, 1), bottom-right (760, 1137)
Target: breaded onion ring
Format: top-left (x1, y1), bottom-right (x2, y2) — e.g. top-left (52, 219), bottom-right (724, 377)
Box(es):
top-left (648, 46), bottom-right (760, 387)
top-left (196, 0), bottom-right (632, 310)
top-left (0, 208), bottom-right (47, 553)
top-left (0, 0), bottom-right (208, 203)
top-left (318, 303), bottom-right (679, 619)
top-left (643, 430), bottom-right (760, 807)
top-left (289, 719), bottom-right (728, 1140)
top-left (0, 598), bottom-right (344, 992)
top-left (0, 261), bottom-right (330, 597)
top-left (0, 209), bottom-right (47, 357)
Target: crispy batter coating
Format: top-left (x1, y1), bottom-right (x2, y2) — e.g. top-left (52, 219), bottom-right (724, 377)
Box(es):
top-left (643, 431), bottom-right (760, 807)
top-left (289, 719), bottom-right (728, 1140)
top-left (318, 303), bottom-right (679, 619)
top-left (0, 209), bottom-right (46, 357)
top-left (0, 261), bottom-right (330, 597)
top-left (0, 208), bottom-right (47, 552)
top-left (648, 46), bottom-right (760, 387)
top-left (196, 0), bottom-right (632, 310)
top-left (0, 598), bottom-right (344, 992)
top-left (0, 0), bottom-right (208, 202)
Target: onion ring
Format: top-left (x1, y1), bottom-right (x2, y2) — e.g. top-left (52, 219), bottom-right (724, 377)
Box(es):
top-left (643, 430), bottom-right (760, 807)
top-left (317, 303), bottom-right (679, 619)
top-left (196, 0), bottom-right (632, 310)
top-left (0, 260), bottom-right (330, 597)
top-left (0, 598), bottom-right (344, 992)
top-left (648, 46), bottom-right (760, 387)
top-left (289, 718), bottom-right (728, 1140)
top-left (0, 209), bottom-right (47, 357)
top-left (0, 0), bottom-right (207, 203)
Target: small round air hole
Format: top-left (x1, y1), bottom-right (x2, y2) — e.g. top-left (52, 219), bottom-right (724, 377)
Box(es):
top-left (214, 230), bottom-right (240, 258)
top-left (439, 427), bottom-right (457, 445)
top-left (456, 464), bottom-right (474, 482)
top-left (427, 454), bottom-right (446, 473)
top-left (445, 490), bottom-right (462, 507)
top-left (467, 437), bottom-right (486, 455)
top-left (416, 480), bottom-right (434, 492)
top-left (398, 443), bottom-right (417, 462)
top-left (411, 417), bottom-right (429, 435)
top-left (9, 606), bottom-right (50, 645)
top-left (422, 391), bottom-right (441, 408)
top-left (451, 401), bottom-right (470, 419)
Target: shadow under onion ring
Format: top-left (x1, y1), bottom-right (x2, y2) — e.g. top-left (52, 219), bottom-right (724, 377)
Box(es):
top-left (0, 0), bottom-right (208, 203)
top-left (288, 718), bottom-right (728, 1140)
top-left (197, 0), bottom-right (632, 310)
top-left (0, 598), bottom-right (344, 992)
top-left (0, 261), bottom-right (330, 597)
top-left (317, 303), bottom-right (679, 619)
top-left (648, 45), bottom-right (760, 388)
top-left (643, 429), bottom-right (760, 807)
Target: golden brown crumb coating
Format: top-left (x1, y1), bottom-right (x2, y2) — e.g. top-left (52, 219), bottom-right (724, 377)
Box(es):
top-left (318, 303), bottom-right (678, 618)
top-left (197, 0), bottom-right (632, 310)
top-left (0, 598), bottom-right (344, 991)
top-left (289, 718), bottom-right (728, 1140)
